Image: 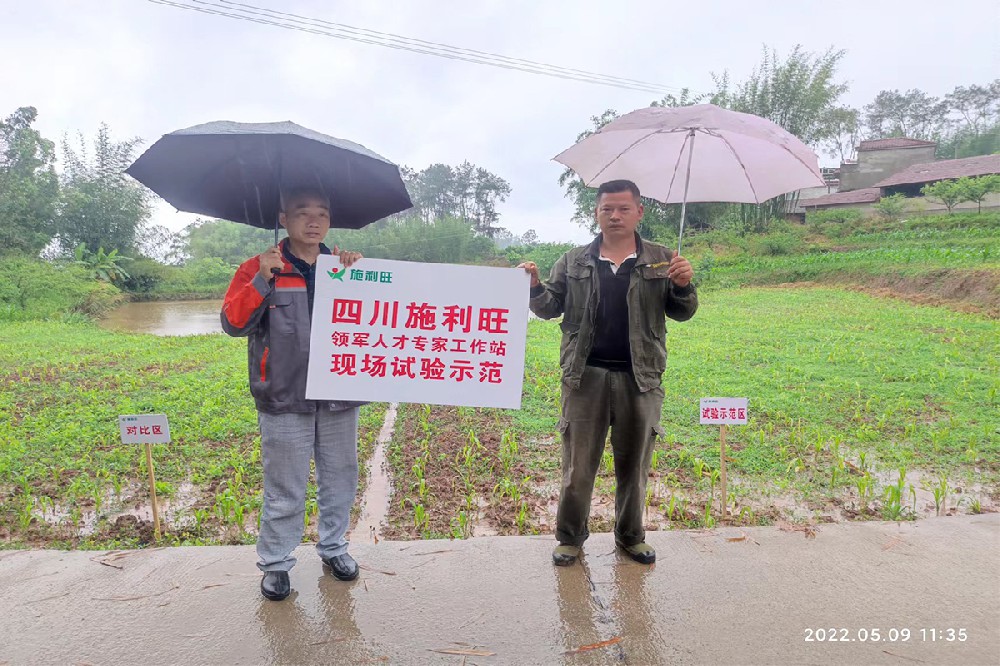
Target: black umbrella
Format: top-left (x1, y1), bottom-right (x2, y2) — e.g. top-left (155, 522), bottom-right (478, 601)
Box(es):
top-left (126, 120), bottom-right (413, 245)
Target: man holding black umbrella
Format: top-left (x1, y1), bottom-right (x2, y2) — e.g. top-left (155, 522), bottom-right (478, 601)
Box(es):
top-left (222, 186), bottom-right (364, 601)
top-left (128, 120), bottom-right (413, 601)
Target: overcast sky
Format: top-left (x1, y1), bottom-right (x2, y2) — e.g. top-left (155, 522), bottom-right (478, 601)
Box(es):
top-left (3, 0), bottom-right (998, 243)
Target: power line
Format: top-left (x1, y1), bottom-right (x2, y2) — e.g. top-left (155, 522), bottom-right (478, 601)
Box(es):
top-left (216, 0), bottom-right (683, 92)
top-left (145, 0), bottom-right (696, 97)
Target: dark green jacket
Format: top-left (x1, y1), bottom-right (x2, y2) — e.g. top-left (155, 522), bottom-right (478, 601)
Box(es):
top-left (529, 236), bottom-right (698, 392)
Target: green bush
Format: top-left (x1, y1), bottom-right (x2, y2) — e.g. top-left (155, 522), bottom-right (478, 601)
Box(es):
top-left (146, 258), bottom-right (235, 298)
top-left (685, 229), bottom-right (750, 256)
top-left (903, 211), bottom-right (1000, 231)
top-left (750, 232), bottom-right (800, 256)
top-left (806, 207), bottom-right (864, 226)
top-left (122, 257), bottom-right (170, 294)
top-left (0, 258), bottom-right (123, 320)
top-left (503, 242), bottom-right (576, 280)
top-left (873, 194), bottom-right (909, 221)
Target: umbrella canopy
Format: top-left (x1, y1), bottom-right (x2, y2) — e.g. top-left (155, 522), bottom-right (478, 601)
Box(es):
top-left (554, 104), bottom-right (825, 205)
top-left (126, 120), bottom-right (412, 230)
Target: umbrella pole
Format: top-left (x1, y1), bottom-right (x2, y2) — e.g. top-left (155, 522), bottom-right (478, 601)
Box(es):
top-left (677, 129), bottom-right (696, 257)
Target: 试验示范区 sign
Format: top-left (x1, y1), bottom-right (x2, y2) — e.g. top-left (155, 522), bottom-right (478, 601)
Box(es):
top-left (306, 257), bottom-right (529, 409)
top-left (699, 397), bottom-right (748, 425)
top-left (699, 398), bottom-right (747, 520)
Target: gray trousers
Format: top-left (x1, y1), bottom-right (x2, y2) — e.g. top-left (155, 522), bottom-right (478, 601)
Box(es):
top-left (556, 365), bottom-right (664, 548)
top-left (256, 408), bottom-right (359, 572)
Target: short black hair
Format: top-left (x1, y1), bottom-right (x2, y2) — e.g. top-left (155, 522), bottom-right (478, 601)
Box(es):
top-left (596, 179), bottom-right (641, 204)
top-left (279, 186), bottom-right (331, 212)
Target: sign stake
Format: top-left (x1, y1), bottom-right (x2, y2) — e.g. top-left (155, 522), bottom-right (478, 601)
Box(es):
top-left (720, 424), bottom-right (728, 520)
top-left (144, 443), bottom-right (161, 540)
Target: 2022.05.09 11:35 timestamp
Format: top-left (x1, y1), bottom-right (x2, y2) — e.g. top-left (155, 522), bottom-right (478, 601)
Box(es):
top-left (804, 628), bottom-right (968, 642)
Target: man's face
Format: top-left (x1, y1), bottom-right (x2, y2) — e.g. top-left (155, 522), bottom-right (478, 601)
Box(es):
top-left (279, 194), bottom-right (331, 246)
top-left (595, 190), bottom-right (643, 239)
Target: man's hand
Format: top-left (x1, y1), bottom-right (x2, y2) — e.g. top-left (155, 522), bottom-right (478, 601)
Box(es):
top-left (518, 261), bottom-right (540, 288)
top-left (334, 245), bottom-right (363, 268)
top-left (258, 246), bottom-right (284, 280)
top-left (667, 255), bottom-right (693, 288)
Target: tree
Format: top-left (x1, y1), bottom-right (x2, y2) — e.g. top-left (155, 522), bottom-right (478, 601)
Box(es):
top-left (406, 162), bottom-right (511, 237)
top-left (824, 106), bottom-right (861, 162)
top-left (73, 243), bottom-right (131, 284)
top-left (136, 223), bottom-right (178, 264)
top-left (334, 215), bottom-right (494, 264)
top-left (945, 80), bottom-right (1000, 137)
top-left (937, 80), bottom-right (1000, 159)
top-left (176, 218), bottom-right (274, 265)
top-left (713, 45), bottom-right (848, 146)
top-left (921, 180), bottom-right (965, 213)
top-left (710, 45), bottom-right (849, 230)
top-left (412, 163), bottom-right (459, 223)
top-left (863, 89), bottom-right (950, 140)
top-left (54, 124), bottom-right (151, 256)
top-left (0, 106), bottom-right (59, 256)
top-left (872, 193), bottom-right (908, 221)
top-left (935, 121), bottom-right (1000, 159)
top-left (956, 174), bottom-right (1000, 213)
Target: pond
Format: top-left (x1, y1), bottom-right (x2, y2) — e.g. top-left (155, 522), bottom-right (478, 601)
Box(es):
top-left (100, 299), bottom-right (223, 336)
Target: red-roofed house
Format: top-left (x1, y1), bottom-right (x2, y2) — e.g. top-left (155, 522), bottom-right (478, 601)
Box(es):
top-left (874, 154), bottom-right (1000, 195)
top-left (839, 138), bottom-right (937, 191)
top-left (799, 188), bottom-right (882, 210)
top-left (797, 153), bottom-right (1000, 213)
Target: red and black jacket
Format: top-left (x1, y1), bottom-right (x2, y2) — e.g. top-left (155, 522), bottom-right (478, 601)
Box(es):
top-left (221, 239), bottom-right (363, 414)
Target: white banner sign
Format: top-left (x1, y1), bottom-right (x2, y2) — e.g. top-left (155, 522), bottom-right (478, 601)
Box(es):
top-left (700, 398), bottom-right (748, 425)
top-left (118, 414), bottom-right (171, 444)
top-left (306, 256), bottom-right (529, 408)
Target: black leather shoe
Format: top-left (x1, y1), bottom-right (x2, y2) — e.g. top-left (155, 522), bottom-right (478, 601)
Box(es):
top-left (323, 553), bottom-right (359, 581)
top-left (260, 570), bottom-right (291, 601)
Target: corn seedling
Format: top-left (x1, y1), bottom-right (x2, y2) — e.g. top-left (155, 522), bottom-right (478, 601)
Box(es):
top-left (499, 430), bottom-right (518, 475)
top-left (452, 510), bottom-right (471, 539)
top-left (494, 476), bottom-right (522, 503)
top-left (410, 502), bottom-right (428, 531)
top-left (856, 472), bottom-right (875, 513)
top-left (663, 494), bottom-right (678, 521)
top-left (17, 498), bottom-right (33, 530)
top-left (702, 502), bottom-right (715, 528)
top-left (882, 468), bottom-right (909, 521)
top-left (932, 474), bottom-right (948, 515)
top-left (692, 457), bottom-right (705, 480)
top-left (515, 501), bottom-right (530, 533)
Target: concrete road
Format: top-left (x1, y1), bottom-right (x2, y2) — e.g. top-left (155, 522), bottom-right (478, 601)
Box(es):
top-left (1, 515), bottom-right (997, 665)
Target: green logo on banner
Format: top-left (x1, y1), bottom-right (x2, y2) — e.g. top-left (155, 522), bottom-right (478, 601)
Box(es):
top-left (327, 268), bottom-right (346, 281)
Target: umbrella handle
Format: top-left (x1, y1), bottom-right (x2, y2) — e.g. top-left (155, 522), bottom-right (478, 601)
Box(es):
top-left (271, 267), bottom-right (280, 275)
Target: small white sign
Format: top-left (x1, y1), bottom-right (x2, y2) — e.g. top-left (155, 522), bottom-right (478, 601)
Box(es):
top-left (118, 414), bottom-right (171, 444)
top-left (700, 398), bottom-right (748, 425)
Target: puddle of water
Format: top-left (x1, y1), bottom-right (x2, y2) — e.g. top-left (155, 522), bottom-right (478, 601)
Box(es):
top-left (872, 468), bottom-right (992, 517)
top-left (33, 480), bottom-right (202, 535)
top-left (99, 300), bottom-right (223, 336)
top-left (353, 403), bottom-right (398, 541)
